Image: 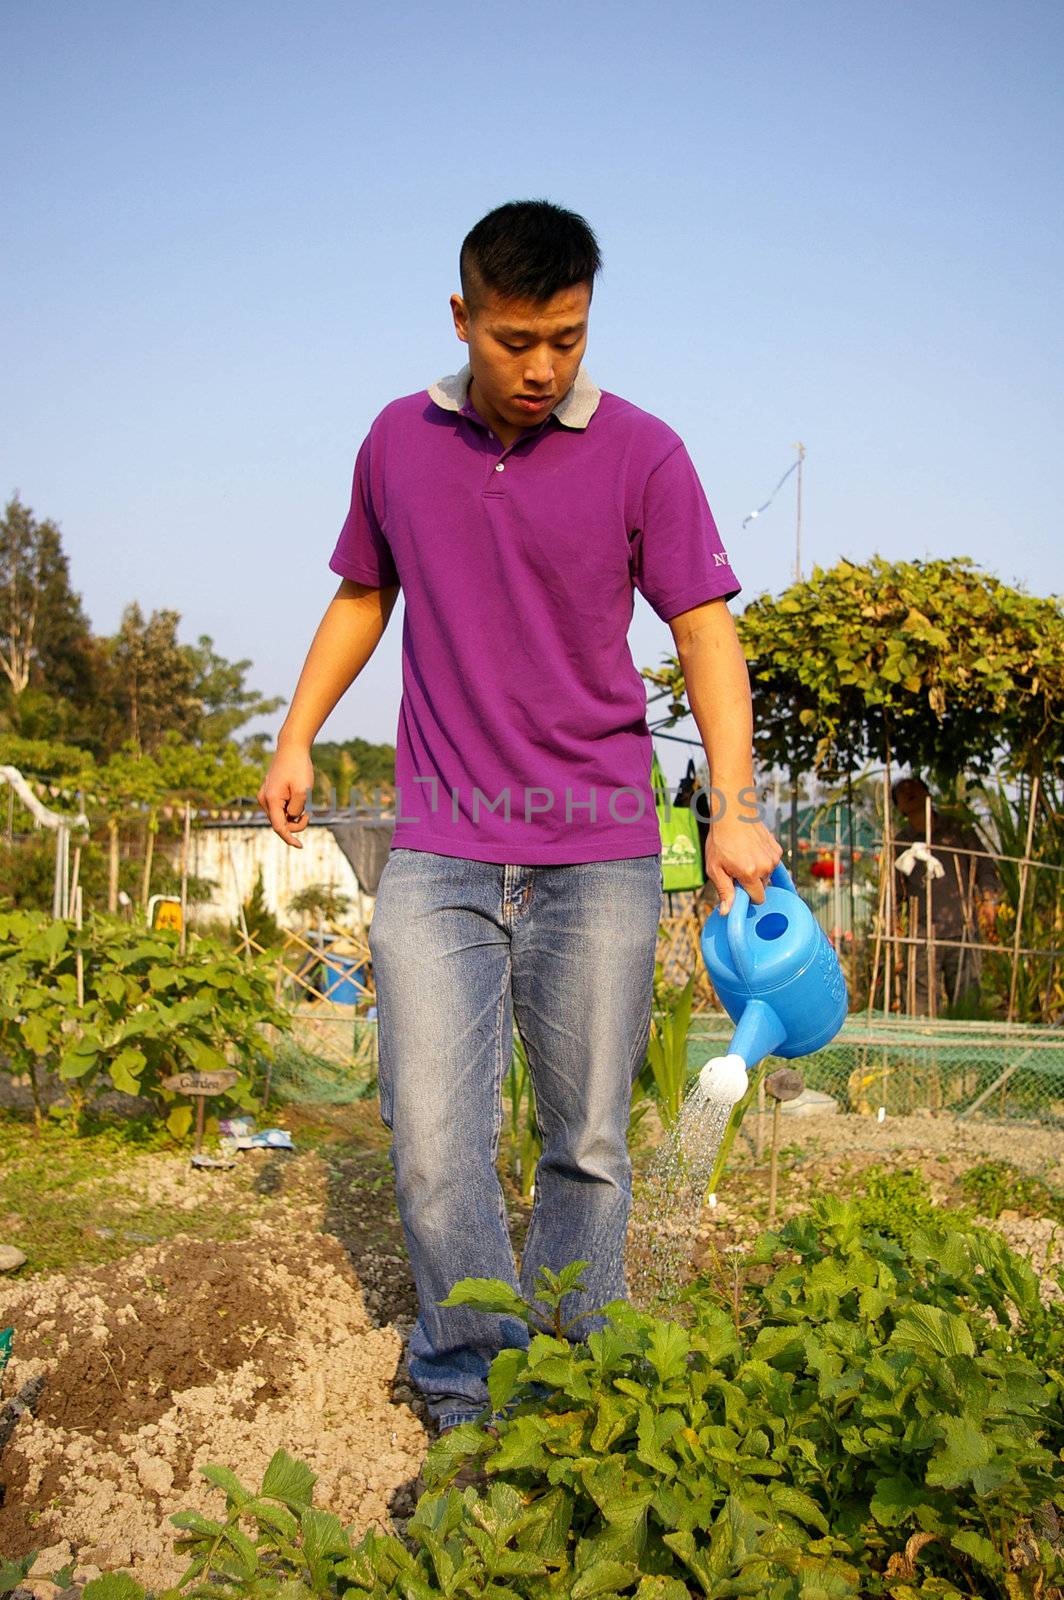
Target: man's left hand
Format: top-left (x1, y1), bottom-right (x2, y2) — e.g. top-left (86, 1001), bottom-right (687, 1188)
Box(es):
top-left (704, 817), bottom-right (784, 915)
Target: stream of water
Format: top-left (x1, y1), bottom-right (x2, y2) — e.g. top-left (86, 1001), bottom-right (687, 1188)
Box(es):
top-left (625, 1083), bottom-right (738, 1312)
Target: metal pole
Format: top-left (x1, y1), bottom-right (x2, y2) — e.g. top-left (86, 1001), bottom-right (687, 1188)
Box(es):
top-left (793, 442), bottom-right (805, 583)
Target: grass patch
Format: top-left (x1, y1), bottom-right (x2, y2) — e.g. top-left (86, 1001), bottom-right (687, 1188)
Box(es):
top-left (0, 1112), bottom-right (267, 1277)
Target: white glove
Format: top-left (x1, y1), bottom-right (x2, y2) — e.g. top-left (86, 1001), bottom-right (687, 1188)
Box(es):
top-left (896, 842), bottom-right (945, 880)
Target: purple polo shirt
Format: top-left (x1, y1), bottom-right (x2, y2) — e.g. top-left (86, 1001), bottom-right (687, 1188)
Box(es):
top-left (328, 363), bottom-right (740, 864)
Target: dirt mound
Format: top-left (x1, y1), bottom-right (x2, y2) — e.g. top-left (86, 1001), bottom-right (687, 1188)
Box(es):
top-left (0, 1204), bottom-right (428, 1589)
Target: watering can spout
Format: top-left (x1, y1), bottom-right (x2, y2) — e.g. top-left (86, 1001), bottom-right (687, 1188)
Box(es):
top-left (728, 998), bottom-right (788, 1070)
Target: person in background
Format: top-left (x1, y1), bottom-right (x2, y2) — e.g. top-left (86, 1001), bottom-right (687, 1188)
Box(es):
top-left (893, 776), bottom-right (1001, 1014)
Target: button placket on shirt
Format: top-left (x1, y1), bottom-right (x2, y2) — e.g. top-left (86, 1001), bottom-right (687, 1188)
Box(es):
top-left (460, 403), bottom-right (547, 497)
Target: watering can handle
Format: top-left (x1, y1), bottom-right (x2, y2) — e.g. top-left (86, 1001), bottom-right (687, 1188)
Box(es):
top-left (725, 861), bottom-right (796, 981)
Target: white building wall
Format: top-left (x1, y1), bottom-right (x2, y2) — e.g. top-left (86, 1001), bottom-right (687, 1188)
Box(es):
top-left (189, 822), bottom-right (376, 932)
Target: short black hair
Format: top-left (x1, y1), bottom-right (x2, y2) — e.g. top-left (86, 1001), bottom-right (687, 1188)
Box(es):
top-left (892, 775), bottom-right (930, 802)
top-left (460, 199), bottom-right (602, 310)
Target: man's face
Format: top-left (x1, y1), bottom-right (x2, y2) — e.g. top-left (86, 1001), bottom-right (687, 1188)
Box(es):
top-left (449, 281), bottom-right (591, 440)
top-left (895, 781), bottom-right (930, 824)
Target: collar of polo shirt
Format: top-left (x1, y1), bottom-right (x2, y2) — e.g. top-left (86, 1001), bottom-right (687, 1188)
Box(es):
top-left (427, 362), bottom-right (602, 430)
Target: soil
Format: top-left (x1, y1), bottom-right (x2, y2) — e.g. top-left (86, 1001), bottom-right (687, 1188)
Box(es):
top-left (1, 1104), bottom-right (1059, 1593)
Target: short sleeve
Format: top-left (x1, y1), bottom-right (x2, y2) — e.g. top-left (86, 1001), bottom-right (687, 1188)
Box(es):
top-left (328, 432), bottom-right (400, 588)
top-left (630, 442), bottom-right (740, 621)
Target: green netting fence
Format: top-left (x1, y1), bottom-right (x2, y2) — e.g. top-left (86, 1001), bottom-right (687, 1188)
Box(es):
top-left (265, 1006), bottom-right (1064, 1127)
top-left (688, 1014), bottom-right (1064, 1124)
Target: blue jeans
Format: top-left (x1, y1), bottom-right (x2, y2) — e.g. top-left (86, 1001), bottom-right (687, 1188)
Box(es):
top-left (367, 847), bottom-right (663, 1429)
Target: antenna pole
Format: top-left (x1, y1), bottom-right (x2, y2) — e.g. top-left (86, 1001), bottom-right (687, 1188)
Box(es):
top-left (793, 441), bottom-right (805, 582)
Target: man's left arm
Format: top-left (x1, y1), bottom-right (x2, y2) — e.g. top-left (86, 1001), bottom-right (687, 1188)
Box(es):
top-left (669, 598), bottom-right (783, 913)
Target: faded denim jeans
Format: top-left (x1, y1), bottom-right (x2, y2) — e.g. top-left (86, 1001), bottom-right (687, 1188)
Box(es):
top-left (367, 847), bottom-right (663, 1429)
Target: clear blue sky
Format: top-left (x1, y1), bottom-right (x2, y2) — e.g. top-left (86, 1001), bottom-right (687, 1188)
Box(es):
top-left (4, 0), bottom-right (1061, 781)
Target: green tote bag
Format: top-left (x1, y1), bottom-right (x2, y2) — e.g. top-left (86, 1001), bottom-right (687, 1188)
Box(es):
top-left (651, 748), bottom-right (706, 892)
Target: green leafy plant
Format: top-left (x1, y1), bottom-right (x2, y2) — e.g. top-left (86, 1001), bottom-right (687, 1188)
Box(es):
top-left (434, 1198), bottom-right (1064, 1596)
top-left (959, 1159), bottom-right (1064, 1224)
top-left (28, 1194), bottom-right (1064, 1598)
top-left (642, 969), bottom-right (698, 1129)
top-left (502, 1032), bottom-right (541, 1199)
top-left (0, 909), bottom-right (290, 1133)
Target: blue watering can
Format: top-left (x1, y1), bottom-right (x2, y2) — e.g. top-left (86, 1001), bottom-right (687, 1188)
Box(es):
top-left (696, 862), bottom-right (848, 1105)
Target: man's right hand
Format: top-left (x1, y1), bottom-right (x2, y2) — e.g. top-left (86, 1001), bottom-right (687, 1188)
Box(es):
top-left (258, 744), bottom-right (315, 849)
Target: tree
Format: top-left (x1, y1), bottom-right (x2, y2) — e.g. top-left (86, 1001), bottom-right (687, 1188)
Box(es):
top-left (104, 602), bottom-right (200, 756)
top-left (310, 737), bottom-right (397, 805)
top-left (185, 633), bottom-right (284, 744)
top-left (0, 495), bottom-right (97, 732)
top-left (645, 557), bottom-right (1064, 785)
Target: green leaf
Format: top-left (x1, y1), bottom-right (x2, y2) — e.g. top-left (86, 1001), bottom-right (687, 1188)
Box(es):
top-left (178, 1037), bottom-right (229, 1073)
top-left (260, 1448), bottom-right (317, 1509)
top-left (166, 1104), bottom-right (194, 1140)
top-left (487, 1345), bottom-right (528, 1412)
top-left (420, 1423), bottom-right (492, 1489)
top-left (199, 1462), bottom-right (252, 1505)
top-left (891, 1304), bottom-right (976, 1358)
top-left (950, 1529), bottom-right (1002, 1572)
top-left (870, 1473), bottom-right (925, 1528)
top-left (646, 1320), bottom-right (690, 1385)
top-left (109, 1048), bottom-right (144, 1095)
top-left (300, 1507), bottom-right (352, 1578)
top-left (768, 1483), bottom-right (830, 1534)
top-left (220, 1522), bottom-right (260, 1579)
top-left (439, 1277), bottom-right (531, 1321)
top-left (926, 1415), bottom-right (992, 1490)
top-left (571, 1558), bottom-right (638, 1598)
top-left (19, 1014), bottom-right (50, 1054)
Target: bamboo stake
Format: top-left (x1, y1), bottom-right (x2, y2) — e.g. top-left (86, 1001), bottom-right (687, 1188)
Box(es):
top-left (866, 833), bottom-right (888, 1015)
top-left (924, 795), bottom-right (936, 1021)
top-left (108, 816), bottom-right (120, 914)
top-left (141, 805), bottom-right (156, 909)
top-left (68, 844), bottom-right (81, 921)
top-left (75, 885), bottom-right (84, 1008)
top-left (1006, 775), bottom-right (1040, 1024)
top-left (882, 763), bottom-right (897, 1017)
top-left (755, 1075), bottom-right (766, 1161)
top-left (179, 801), bottom-right (191, 957)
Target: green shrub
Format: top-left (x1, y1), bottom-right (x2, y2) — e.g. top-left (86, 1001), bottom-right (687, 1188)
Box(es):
top-left (0, 909), bottom-right (290, 1133)
top-left (959, 1160), bottom-right (1064, 1225)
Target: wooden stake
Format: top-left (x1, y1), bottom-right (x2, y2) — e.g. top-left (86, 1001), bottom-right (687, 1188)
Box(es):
top-left (755, 1075), bottom-right (766, 1161)
top-left (768, 1099), bottom-right (782, 1225)
top-left (1007, 775), bottom-right (1040, 1024)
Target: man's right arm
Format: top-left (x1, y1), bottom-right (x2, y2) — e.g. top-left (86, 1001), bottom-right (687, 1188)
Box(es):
top-left (257, 577), bottom-right (401, 847)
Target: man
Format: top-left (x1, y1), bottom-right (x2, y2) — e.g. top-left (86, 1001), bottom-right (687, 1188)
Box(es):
top-left (259, 200), bottom-right (781, 1433)
top-left (893, 775), bottom-right (1001, 1015)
